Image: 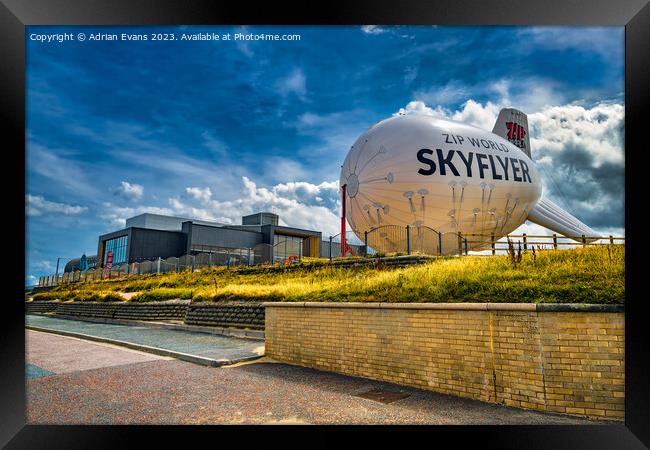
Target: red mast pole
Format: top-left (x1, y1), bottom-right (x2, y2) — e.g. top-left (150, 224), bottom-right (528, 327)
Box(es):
top-left (341, 184), bottom-right (347, 257)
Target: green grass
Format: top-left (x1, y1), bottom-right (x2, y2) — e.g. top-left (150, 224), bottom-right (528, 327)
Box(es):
top-left (31, 245), bottom-right (624, 304)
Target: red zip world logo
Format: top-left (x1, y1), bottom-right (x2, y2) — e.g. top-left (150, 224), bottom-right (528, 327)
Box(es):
top-left (506, 122), bottom-right (526, 140)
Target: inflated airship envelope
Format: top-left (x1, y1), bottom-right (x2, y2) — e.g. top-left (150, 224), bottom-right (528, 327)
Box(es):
top-left (340, 109), bottom-right (596, 255)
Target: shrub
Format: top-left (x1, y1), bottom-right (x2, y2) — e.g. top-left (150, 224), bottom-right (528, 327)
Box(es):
top-left (68, 292), bottom-right (123, 302)
top-left (101, 292), bottom-right (125, 302)
top-left (131, 288), bottom-right (194, 302)
top-left (32, 292), bottom-right (63, 301)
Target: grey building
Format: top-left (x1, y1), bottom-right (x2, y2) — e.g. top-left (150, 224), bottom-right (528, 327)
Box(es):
top-left (95, 212), bottom-right (323, 268)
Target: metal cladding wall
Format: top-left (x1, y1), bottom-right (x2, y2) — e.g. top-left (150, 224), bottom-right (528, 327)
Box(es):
top-left (242, 212), bottom-right (279, 226)
top-left (126, 213), bottom-right (186, 231)
top-left (128, 228), bottom-right (186, 262)
top-left (95, 215), bottom-right (323, 265)
top-left (126, 212), bottom-right (225, 231)
top-left (184, 222), bottom-right (263, 253)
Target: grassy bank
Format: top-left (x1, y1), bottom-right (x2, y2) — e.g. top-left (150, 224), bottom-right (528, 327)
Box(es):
top-left (31, 245), bottom-right (624, 304)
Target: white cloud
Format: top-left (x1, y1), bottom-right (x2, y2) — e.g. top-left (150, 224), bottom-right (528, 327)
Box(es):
top-left (28, 143), bottom-right (100, 197)
top-left (528, 103), bottom-right (624, 167)
top-left (487, 78), bottom-right (564, 113)
top-left (413, 80), bottom-right (472, 106)
top-left (285, 108), bottom-right (377, 183)
top-left (409, 77), bottom-right (565, 120)
top-left (360, 25), bottom-right (415, 40)
top-left (201, 131), bottom-right (229, 157)
top-left (99, 175), bottom-right (342, 235)
top-left (167, 197), bottom-right (233, 224)
top-left (403, 64), bottom-right (419, 85)
top-left (270, 180), bottom-right (339, 208)
top-left (114, 181), bottom-right (144, 201)
top-left (233, 177), bottom-right (341, 235)
top-left (394, 99), bottom-right (624, 233)
top-left (263, 157), bottom-right (307, 183)
top-left (394, 99), bottom-right (624, 166)
top-left (519, 27), bottom-right (623, 59)
top-left (361, 25), bottom-right (387, 35)
top-left (186, 186), bottom-right (213, 202)
top-left (152, 177), bottom-right (342, 236)
top-left (113, 146), bottom-right (244, 195)
top-left (276, 68), bottom-right (307, 101)
top-left (394, 99), bottom-right (501, 131)
top-left (450, 100), bottom-right (503, 131)
top-left (33, 260), bottom-right (55, 271)
top-left (291, 109), bottom-right (373, 157)
top-left (26, 274), bottom-right (38, 286)
top-left (234, 26), bottom-right (254, 57)
top-left (26, 195), bottom-right (87, 217)
top-left (395, 100), bottom-right (445, 117)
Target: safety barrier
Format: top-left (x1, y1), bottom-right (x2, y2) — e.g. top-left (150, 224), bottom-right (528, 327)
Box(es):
top-left (462, 233), bottom-right (625, 255)
top-left (364, 225), bottom-right (468, 256)
top-left (37, 229), bottom-right (624, 287)
top-left (38, 243), bottom-right (280, 287)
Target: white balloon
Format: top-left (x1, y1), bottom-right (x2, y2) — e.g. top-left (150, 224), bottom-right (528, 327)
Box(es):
top-left (340, 114), bottom-right (543, 254)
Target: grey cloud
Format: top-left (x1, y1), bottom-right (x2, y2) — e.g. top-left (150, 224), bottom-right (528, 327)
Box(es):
top-left (535, 143), bottom-right (624, 228)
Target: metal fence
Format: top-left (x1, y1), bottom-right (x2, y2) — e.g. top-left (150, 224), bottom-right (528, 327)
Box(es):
top-left (462, 233), bottom-right (626, 255)
top-left (37, 229), bottom-right (625, 287)
top-left (363, 225), bottom-right (469, 256)
top-left (361, 227), bottom-right (624, 257)
top-left (37, 243), bottom-right (280, 287)
top-left (321, 231), bottom-right (366, 260)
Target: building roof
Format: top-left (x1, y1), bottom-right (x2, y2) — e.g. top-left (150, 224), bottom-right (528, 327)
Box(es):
top-left (125, 213), bottom-right (229, 231)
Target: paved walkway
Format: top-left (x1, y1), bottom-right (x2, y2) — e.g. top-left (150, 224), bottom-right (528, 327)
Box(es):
top-left (25, 330), bottom-right (606, 425)
top-left (27, 329), bottom-right (167, 377)
top-left (26, 315), bottom-right (264, 362)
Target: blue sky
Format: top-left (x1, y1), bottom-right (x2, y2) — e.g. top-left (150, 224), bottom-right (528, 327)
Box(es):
top-left (25, 25), bottom-right (624, 284)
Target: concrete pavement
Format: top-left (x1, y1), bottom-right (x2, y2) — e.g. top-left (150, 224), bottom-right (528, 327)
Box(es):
top-left (26, 315), bottom-right (264, 365)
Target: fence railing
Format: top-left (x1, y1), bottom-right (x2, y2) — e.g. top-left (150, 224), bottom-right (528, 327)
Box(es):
top-left (322, 231), bottom-right (366, 260)
top-left (363, 225), bottom-right (470, 257)
top-left (462, 233), bottom-right (625, 255)
top-left (360, 227), bottom-right (624, 257)
top-left (37, 229), bottom-right (625, 287)
top-left (37, 243), bottom-right (287, 287)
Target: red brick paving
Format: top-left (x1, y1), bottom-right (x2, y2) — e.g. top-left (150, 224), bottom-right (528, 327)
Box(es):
top-left (27, 330), bottom-right (166, 374)
top-left (26, 331), bottom-right (605, 425)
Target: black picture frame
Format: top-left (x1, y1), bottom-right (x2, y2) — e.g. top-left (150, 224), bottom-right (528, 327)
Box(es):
top-left (2, 0), bottom-right (648, 447)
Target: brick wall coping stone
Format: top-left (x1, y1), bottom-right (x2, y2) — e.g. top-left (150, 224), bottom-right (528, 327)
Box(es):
top-left (535, 303), bottom-right (624, 312)
top-left (190, 301), bottom-right (263, 306)
top-left (263, 302), bottom-right (623, 312)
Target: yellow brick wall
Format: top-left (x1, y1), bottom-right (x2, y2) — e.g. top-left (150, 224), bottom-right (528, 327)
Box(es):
top-left (264, 303), bottom-right (624, 420)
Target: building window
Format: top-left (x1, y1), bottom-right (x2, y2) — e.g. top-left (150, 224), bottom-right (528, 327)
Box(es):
top-left (189, 244), bottom-right (252, 265)
top-left (273, 234), bottom-right (303, 261)
top-left (104, 235), bottom-right (128, 265)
